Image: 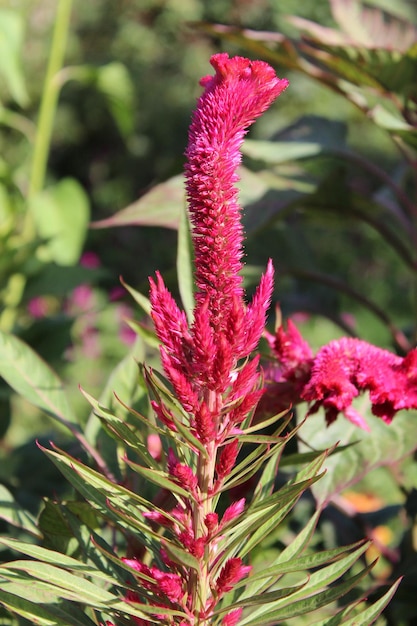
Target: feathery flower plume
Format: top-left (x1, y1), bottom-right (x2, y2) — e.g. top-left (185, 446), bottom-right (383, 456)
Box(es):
top-left (262, 319), bottom-right (417, 429)
top-left (150, 53), bottom-right (288, 438)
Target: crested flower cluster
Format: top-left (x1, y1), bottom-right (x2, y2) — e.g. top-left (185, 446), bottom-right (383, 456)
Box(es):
top-left (262, 319), bottom-right (417, 430)
top-left (150, 54), bottom-right (288, 443)
top-left (112, 53), bottom-right (290, 625)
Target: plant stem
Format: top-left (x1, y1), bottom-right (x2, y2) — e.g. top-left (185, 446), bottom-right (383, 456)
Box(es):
top-left (2, 0), bottom-right (73, 333)
top-left (27, 0), bottom-right (73, 203)
top-left (192, 390), bottom-right (219, 623)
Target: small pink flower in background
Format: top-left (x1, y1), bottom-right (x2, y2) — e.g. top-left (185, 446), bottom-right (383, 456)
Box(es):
top-left (27, 296), bottom-right (52, 319)
top-left (80, 251), bottom-right (101, 268)
top-left (69, 284), bottom-right (95, 311)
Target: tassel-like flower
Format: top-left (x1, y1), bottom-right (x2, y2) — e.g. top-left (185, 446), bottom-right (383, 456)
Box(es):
top-left (215, 558), bottom-right (252, 596)
top-left (262, 319), bottom-right (417, 429)
top-left (150, 53), bottom-right (288, 437)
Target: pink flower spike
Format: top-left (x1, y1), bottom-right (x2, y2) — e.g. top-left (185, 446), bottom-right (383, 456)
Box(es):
top-left (216, 439), bottom-right (239, 481)
top-left (240, 259), bottom-right (275, 356)
top-left (149, 271), bottom-right (191, 370)
top-left (185, 54), bottom-right (288, 339)
top-left (194, 400), bottom-right (217, 444)
top-left (216, 558), bottom-right (252, 595)
top-left (221, 498), bottom-right (246, 526)
top-left (221, 608), bottom-right (243, 626)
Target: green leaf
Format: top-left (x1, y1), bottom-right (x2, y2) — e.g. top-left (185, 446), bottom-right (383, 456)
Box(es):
top-left (371, 104), bottom-right (417, 149)
top-left (1, 561), bottom-right (119, 606)
top-left (30, 178), bottom-right (90, 266)
top-left (239, 562), bottom-right (374, 624)
top-left (0, 585), bottom-right (97, 625)
top-left (243, 140), bottom-right (326, 163)
top-left (83, 337), bottom-right (147, 476)
top-left (92, 174), bottom-right (184, 230)
top-left (121, 278), bottom-right (152, 316)
top-left (177, 202), bottom-right (194, 324)
top-left (0, 9), bottom-right (28, 106)
top-left (162, 540), bottom-right (200, 571)
top-left (0, 330), bottom-right (78, 427)
top-left (0, 538), bottom-right (118, 588)
top-left (83, 390), bottom-right (158, 468)
top-left (96, 62), bottom-right (134, 138)
top-left (313, 577), bottom-right (401, 625)
top-left (298, 409), bottom-right (417, 506)
top-left (0, 485), bottom-right (39, 537)
top-left (126, 460), bottom-right (196, 501)
top-left (217, 477), bottom-right (322, 572)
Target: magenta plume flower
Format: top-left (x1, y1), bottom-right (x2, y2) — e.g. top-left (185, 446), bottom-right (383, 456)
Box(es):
top-left (150, 53), bottom-right (288, 439)
top-left (262, 319), bottom-right (417, 430)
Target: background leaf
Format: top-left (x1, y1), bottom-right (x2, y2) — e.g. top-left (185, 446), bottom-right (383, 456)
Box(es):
top-left (30, 178), bottom-right (90, 266)
top-left (0, 330), bottom-right (77, 427)
top-left (298, 407), bottom-right (417, 506)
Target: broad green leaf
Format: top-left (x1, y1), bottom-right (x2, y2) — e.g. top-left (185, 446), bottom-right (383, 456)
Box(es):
top-left (237, 476), bottom-right (323, 560)
top-left (96, 62), bottom-right (134, 138)
top-left (214, 582), bottom-right (308, 616)
top-left (298, 409), bottom-right (417, 506)
top-left (177, 202), bottom-right (194, 324)
top-left (217, 477), bottom-right (322, 571)
top-left (0, 9), bottom-right (28, 106)
top-left (0, 485), bottom-right (39, 537)
top-left (30, 178), bottom-right (90, 266)
top-left (241, 511), bottom-right (321, 599)
top-left (127, 319), bottom-right (159, 349)
top-left (0, 569), bottom-right (185, 622)
top-left (39, 444), bottom-right (179, 549)
top-left (1, 561), bottom-right (119, 606)
top-left (239, 541), bottom-right (366, 592)
top-left (0, 330), bottom-right (78, 427)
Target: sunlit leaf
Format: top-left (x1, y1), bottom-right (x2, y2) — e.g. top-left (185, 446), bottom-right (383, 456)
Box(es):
top-left (298, 409), bottom-right (417, 506)
top-left (239, 562), bottom-right (374, 624)
top-left (0, 585), bottom-right (96, 625)
top-left (313, 576), bottom-right (401, 625)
